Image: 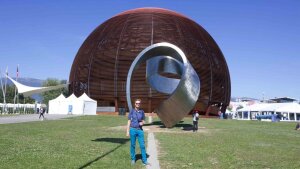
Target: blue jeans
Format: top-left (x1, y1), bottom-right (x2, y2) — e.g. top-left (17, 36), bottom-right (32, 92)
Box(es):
top-left (130, 128), bottom-right (147, 163)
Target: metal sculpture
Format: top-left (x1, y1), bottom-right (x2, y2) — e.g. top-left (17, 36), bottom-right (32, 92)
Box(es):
top-left (127, 42), bottom-right (200, 127)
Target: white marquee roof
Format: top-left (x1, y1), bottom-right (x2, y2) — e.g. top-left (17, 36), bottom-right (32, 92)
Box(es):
top-left (65, 93), bottom-right (77, 101)
top-left (78, 93), bottom-right (96, 102)
top-left (6, 75), bottom-right (67, 97)
top-left (276, 103), bottom-right (300, 113)
top-left (51, 93), bottom-right (66, 101)
top-left (238, 103), bottom-right (300, 113)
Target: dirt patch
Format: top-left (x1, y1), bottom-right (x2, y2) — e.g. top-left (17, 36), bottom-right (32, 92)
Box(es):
top-left (110, 124), bottom-right (207, 134)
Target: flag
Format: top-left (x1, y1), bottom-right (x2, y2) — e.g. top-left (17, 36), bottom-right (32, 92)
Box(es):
top-left (16, 64), bottom-right (19, 78)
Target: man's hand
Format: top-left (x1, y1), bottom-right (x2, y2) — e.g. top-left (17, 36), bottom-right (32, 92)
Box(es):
top-left (126, 120), bottom-right (131, 137)
top-left (139, 121), bottom-right (144, 126)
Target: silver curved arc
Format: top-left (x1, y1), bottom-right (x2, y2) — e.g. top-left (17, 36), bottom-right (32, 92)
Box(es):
top-left (146, 56), bottom-right (182, 94)
top-left (126, 42), bottom-right (188, 111)
top-left (146, 74), bottom-right (180, 94)
top-left (126, 42), bottom-right (200, 127)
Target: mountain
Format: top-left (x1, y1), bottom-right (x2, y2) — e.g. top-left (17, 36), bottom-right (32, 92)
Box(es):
top-left (231, 96), bottom-right (259, 102)
top-left (4, 77), bottom-right (44, 87)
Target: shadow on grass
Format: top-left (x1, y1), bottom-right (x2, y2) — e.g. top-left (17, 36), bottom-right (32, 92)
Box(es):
top-left (78, 138), bottom-right (129, 169)
top-left (144, 120), bottom-right (193, 131)
top-left (144, 121), bottom-right (165, 128)
top-left (182, 125), bottom-right (194, 131)
top-left (92, 137), bottom-right (129, 144)
top-left (135, 153), bottom-right (150, 162)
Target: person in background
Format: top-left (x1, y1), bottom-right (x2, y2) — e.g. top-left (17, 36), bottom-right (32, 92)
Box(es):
top-left (218, 110), bottom-right (224, 119)
top-left (192, 110), bottom-right (200, 132)
top-left (126, 99), bottom-right (150, 166)
top-left (295, 122), bottom-right (300, 130)
top-left (39, 107), bottom-right (45, 120)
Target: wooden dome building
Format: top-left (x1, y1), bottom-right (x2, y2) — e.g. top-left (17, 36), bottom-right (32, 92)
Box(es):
top-left (69, 7), bottom-right (231, 115)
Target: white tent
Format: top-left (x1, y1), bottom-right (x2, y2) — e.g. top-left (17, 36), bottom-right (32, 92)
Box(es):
top-left (275, 103), bottom-right (300, 113)
top-left (237, 102), bottom-right (300, 121)
top-left (78, 93), bottom-right (97, 115)
top-left (48, 93), bottom-right (97, 115)
top-left (275, 103), bottom-right (300, 121)
top-left (238, 103), bottom-right (295, 112)
top-left (62, 93), bottom-right (82, 115)
top-left (48, 94), bottom-right (66, 114)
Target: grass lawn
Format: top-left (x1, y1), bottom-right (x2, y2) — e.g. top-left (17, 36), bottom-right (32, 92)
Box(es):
top-left (0, 115), bottom-right (299, 169)
top-left (154, 118), bottom-right (300, 169)
top-left (0, 115), bottom-right (145, 169)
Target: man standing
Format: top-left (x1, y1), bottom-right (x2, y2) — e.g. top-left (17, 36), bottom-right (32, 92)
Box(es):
top-left (192, 110), bottom-right (199, 132)
top-left (126, 99), bottom-right (150, 166)
top-left (39, 107), bottom-right (45, 120)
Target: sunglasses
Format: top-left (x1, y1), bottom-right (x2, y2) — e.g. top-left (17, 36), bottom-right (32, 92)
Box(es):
top-left (135, 102), bottom-right (141, 105)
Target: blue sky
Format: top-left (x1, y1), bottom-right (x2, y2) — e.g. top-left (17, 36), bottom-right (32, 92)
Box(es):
top-left (0, 0), bottom-right (299, 100)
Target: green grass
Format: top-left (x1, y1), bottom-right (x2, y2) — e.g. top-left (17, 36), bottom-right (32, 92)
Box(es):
top-left (155, 118), bottom-right (300, 169)
top-left (0, 116), bottom-right (145, 169)
top-left (0, 114), bottom-right (20, 116)
top-left (0, 116), bottom-right (299, 169)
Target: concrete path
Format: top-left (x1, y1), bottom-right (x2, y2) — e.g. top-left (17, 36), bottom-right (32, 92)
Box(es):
top-left (0, 114), bottom-right (81, 124)
top-left (147, 132), bottom-right (160, 169)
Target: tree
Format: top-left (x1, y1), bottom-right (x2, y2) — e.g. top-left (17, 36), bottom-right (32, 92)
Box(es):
top-left (41, 78), bottom-right (68, 106)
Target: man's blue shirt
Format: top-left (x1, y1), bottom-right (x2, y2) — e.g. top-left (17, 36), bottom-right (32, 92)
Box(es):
top-left (128, 109), bottom-right (145, 128)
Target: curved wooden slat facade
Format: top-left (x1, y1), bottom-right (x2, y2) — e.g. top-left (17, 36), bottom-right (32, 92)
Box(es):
top-left (69, 8), bottom-right (231, 115)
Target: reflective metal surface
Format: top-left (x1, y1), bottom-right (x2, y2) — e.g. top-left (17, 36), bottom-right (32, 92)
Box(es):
top-left (146, 56), bottom-right (182, 94)
top-left (126, 42), bottom-right (200, 127)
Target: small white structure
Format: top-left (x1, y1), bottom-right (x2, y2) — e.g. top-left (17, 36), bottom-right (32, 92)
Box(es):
top-left (48, 93), bottom-right (97, 115)
top-left (236, 103), bottom-right (300, 121)
top-left (0, 102), bottom-right (40, 114)
top-left (63, 93), bottom-right (81, 115)
top-left (276, 103), bottom-right (300, 121)
top-left (48, 94), bottom-right (66, 114)
top-left (78, 93), bottom-right (97, 115)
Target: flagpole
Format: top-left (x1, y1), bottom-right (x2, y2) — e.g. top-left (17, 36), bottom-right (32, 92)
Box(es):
top-left (0, 70), bottom-right (5, 114)
top-left (4, 67), bottom-right (8, 114)
top-left (17, 64), bottom-right (20, 113)
top-left (13, 64), bottom-right (19, 114)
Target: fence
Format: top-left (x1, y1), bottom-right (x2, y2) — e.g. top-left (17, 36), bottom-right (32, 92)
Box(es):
top-left (0, 103), bottom-right (44, 114)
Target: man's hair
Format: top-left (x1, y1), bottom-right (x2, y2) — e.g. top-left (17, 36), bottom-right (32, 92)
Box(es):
top-left (135, 99), bottom-right (141, 103)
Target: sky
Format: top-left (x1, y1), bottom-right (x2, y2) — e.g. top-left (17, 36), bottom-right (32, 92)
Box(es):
top-left (0, 0), bottom-right (299, 100)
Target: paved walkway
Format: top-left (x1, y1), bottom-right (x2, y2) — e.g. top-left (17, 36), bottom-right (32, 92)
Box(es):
top-left (147, 132), bottom-right (160, 169)
top-left (0, 114), bottom-right (81, 124)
